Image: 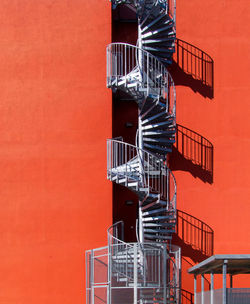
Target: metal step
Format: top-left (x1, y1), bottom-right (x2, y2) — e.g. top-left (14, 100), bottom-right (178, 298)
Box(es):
top-left (142, 215), bottom-right (174, 222)
top-left (142, 111), bottom-right (173, 125)
top-left (142, 37), bottom-right (175, 45)
top-left (144, 143), bottom-right (172, 153)
top-left (144, 234), bottom-right (172, 240)
top-left (143, 222), bottom-right (176, 228)
top-left (141, 14), bottom-right (166, 33)
top-left (143, 207), bottom-right (168, 216)
top-left (141, 26), bottom-right (174, 39)
top-left (141, 199), bottom-right (168, 210)
top-left (144, 228), bottom-right (174, 234)
top-left (144, 46), bottom-right (175, 54)
top-left (143, 130), bottom-right (176, 137)
top-left (142, 120), bottom-right (174, 130)
top-left (143, 138), bottom-right (175, 147)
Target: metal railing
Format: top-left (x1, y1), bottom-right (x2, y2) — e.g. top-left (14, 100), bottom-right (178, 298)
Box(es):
top-left (176, 209), bottom-right (214, 256)
top-left (106, 43), bottom-right (176, 116)
top-left (86, 247), bottom-right (109, 304)
top-left (108, 222), bottom-right (136, 283)
top-left (107, 138), bottom-right (176, 208)
top-left (86, 223), bottom-right (182, 303)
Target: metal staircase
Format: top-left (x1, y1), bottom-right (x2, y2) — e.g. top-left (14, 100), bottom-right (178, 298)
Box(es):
top-left (107, 221), bottom-right (181, 304)
top-left (86, 0), bottom-right (180, 303)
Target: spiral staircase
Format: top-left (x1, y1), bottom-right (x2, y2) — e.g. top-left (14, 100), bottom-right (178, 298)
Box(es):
top-left (86, 0), bottom-right (181, 303)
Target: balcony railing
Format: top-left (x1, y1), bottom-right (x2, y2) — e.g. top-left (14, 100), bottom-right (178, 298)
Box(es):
top-left (106, 43), bottom-right (176, 116)
top-left (107, 138), bottom-right (177, 206)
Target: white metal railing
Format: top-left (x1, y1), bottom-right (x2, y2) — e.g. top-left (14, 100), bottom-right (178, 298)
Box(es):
top-left (107, 138), bottom-right (176, 209)
top-left (86, 243), bottom-right (181, 303)
top-left (106, 43), bottom-right (176, 116)
top-left (86, 222), bottom-right (182, 304)
top-left (107, 222), bottom-right (178, 287)
top-left (86, 247), bottom-right (109, 304)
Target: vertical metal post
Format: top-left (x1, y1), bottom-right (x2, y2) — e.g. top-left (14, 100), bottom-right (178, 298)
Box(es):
top-left (137, 21), bottom-right (144, 246)
top-left (91, 250), bottom-right (95, 304)
top-left (125, 45), bottom-right (127, 86)
top-left (163, 244), bottom-right (167, 304)
top-left (147, 52), bottom-right (149, 95)
top-left (107, 233), bottom-right (112, 304)
top-left (134, 244), bottom-right (138, 304)
top-left (86, 251), bottom-right (89, 304)
top-left (201, 274), bottom-right (204, 304)
top-left (223, 260), bottom-right (228, 304)
top-left (176, 39), bottom-right (179, 65)
top-left (139, 206), bottom-right (144, 243)
top-left (106, 47), bottom-right (109, 87)
top-left (210, 272), bottom-right (214, 304)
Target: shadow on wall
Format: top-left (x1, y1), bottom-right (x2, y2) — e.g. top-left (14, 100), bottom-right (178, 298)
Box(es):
top-left (181, 289), bottom-right (194, 304)
top-left (181, 257), bottom-right (211, 304)
top-left (169, 38), bottom-right (214, 99)
top-left (169, 124), bottom-right (214, 184)
top-left (172, 209), bottom-right (214, 263)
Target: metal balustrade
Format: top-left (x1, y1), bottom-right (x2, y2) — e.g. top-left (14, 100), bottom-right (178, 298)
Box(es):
top-left (86, 222), bottom-right (182, 304)
top-left (106, 43), bottom-right (176, 116)
top-left (107, 138), bottom-right (176, 207)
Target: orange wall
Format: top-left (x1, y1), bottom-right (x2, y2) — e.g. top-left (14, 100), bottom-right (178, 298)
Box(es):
top-left (173, 0), bottom-right (250, 291)
top-left (0, 1), bottom-right (111, 303)
top-left (0, 0), bottom-right (249, 302)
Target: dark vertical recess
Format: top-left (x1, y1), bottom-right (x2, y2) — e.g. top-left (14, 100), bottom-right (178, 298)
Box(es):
top-left (111, 5), bottom-right (138, 242)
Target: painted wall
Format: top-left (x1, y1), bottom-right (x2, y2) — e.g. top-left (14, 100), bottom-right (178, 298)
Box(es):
top-left (111, 0), bottom-right (250, 295)
top-left (172, 0), bottom-right (250, 292)
top-left (0, 1), bottom-right (111, 303)
top-left (1, 0), bottom-right (249, 302)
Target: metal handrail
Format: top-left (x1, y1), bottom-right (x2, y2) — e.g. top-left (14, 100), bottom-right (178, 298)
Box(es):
top-left (106, 42), bottom-right (176, 117)
top-left (107, 138), bottom-right (176, 208)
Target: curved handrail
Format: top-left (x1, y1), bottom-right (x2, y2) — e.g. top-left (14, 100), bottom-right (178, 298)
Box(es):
top-left (107, 138), bottom-right (176, 209)
top-left (107, 221), bottom-right (125, 245)
top-left (106, 42), bottom-right (176, 116)
top-left (107, 221), bottom-right (180, 288)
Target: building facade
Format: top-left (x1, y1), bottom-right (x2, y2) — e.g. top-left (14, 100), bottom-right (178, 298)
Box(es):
top-left (0, 0), bottom-right (249, 304)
